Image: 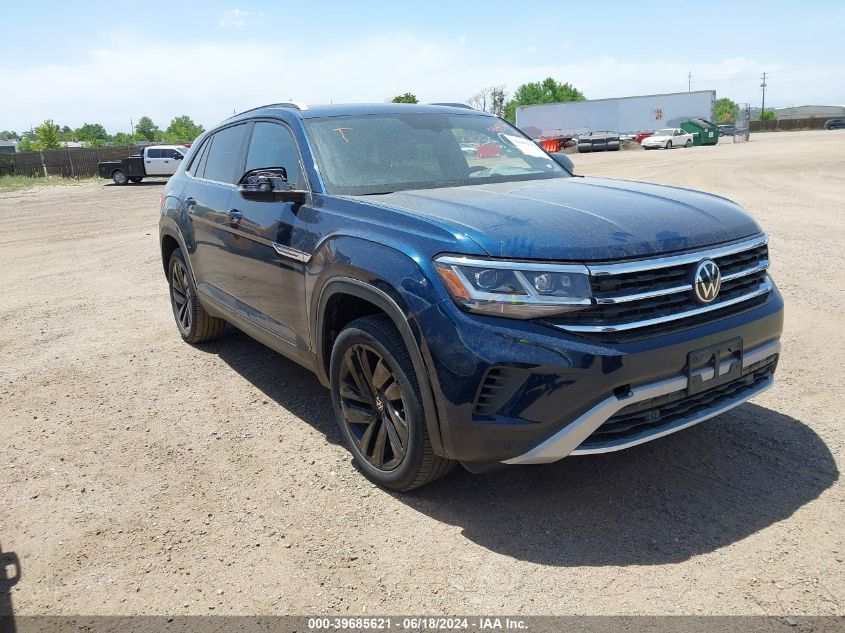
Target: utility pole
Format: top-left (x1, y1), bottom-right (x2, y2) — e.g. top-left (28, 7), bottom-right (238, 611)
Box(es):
top-left (688, 71), bottom-right (692, 92)
top-left (760, 72), bottom-right (767, 119)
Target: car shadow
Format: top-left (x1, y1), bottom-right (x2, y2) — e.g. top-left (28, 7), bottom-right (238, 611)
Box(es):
top-left (199, 329), bottom-right (344, 446)
top-left (198, 332), bottom-right (837, 567)
top-left (397, 403), bottom-right (837, 566)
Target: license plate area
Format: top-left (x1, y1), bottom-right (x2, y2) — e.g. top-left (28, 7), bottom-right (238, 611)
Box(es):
top-left (686, 337), bottom-right (743, 396)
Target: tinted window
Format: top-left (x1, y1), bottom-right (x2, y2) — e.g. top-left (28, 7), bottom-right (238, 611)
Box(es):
top-left (203, 124), bottom-right (249, 184)
top-left (147, 148), bottom-right (162, 158)
top-left (245, 122), bottom-right (303, 187)
top-left (187, 139), bottom-right (209, 176)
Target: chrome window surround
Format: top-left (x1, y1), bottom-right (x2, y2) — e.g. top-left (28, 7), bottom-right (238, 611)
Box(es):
top-left (503, 339), bottom-right (780, 464)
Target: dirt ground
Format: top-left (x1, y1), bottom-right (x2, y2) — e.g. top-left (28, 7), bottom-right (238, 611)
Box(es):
top-left (1, 130), bottom-right (843, 616)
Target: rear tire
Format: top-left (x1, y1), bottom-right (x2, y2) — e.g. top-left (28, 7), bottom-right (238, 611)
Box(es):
top-left (129, 176), bottom-right (143, 183)
top-left (685, 139), bottom-right (692, 148)
top-left (112, 170), bottom-right (128, 185)
top-left (330, 315), bottom-right (455, 491)
top-left (167, 248), bottom-right (226, 344)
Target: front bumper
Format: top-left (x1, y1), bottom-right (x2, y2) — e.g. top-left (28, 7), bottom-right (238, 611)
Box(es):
top-left (414, 284), bottom-right (784, 464)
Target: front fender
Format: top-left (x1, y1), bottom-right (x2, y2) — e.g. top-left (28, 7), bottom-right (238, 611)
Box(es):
top-left (308, 236), bottom-right (450, 457)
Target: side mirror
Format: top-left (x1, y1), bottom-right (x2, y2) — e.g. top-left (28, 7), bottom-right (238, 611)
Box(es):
top-left (173, 152), bottom-right (184, 160)
top-left (550, 152), bottom-right (575, 173)
top-left (237, 168), bottom-right (307, 204)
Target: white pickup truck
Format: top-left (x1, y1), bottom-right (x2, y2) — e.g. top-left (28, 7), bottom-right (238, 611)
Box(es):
top-left (97, 145), bottom-right (189, 185)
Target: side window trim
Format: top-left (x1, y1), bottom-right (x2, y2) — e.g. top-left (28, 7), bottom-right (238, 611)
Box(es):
top-left (245, 118), bottom-right (312, 193)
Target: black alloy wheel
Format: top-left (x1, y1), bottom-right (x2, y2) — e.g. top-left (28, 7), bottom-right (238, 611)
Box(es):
top-left (338, 343), bottom-right (409, 471)
top-left (329, 315), bottom-right (454, 490)
top-left (166, 247), bottom-right (226, 343)
top-left (170, 257), bottom-right (193, 336)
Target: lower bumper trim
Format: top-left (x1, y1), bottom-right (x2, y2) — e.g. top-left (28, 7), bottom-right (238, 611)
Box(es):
top-left (502, 339), bottom-right (780, 465)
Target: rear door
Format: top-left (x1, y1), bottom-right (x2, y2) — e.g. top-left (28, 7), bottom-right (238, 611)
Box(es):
top-left (221, 120), bottom-right (311, 347)
top-left (181, 124), bottom-right (250, 295)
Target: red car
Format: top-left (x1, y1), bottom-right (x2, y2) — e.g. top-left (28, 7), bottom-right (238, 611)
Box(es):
top-left (634, 132), bottom-right (654, 144)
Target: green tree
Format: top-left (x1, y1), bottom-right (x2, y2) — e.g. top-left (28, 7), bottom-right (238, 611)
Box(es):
top-left (165, 115), bottom-right (204, 143)
top-left (760, 109), bottom-right (776, 121)
top-left (33, 119), bottom-right (62, 150)
top-left (75, 123), bottom-right (110, 147)
top-left (391, 92), bottom-right (418, 104)
top-left (503, 77), bottom-right (586, 122)
top-left (18, 132), bottom-right (36, 152)
top-left (714, 97), bottom-right (739, 123)
top-left (135, 116), bottom-right (159, 142)
top-left (112, 132), bottom-right (138, 146)
top-left (0, 130), bottom-right (19, 140)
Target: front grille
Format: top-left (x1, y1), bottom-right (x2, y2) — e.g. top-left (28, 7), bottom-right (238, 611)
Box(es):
top-left (580, 357), bottom-right (776, 447)
top-left (549, 236), bottom-right (771, 338)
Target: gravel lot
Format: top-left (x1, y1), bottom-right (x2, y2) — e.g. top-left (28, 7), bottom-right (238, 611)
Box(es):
top-left (1, 130), bottom-right (843, 616)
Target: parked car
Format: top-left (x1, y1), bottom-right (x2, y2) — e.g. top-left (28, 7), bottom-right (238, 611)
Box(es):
top-left (459, 143), bottom-right (478, 156)
top-left (641, 128), bottom-right (694, 149)
top-left (823, 118), bottom-right (845, 130)
top-left (718, 124), bottom-right (737, 137)
top-left (98, 145), bottom-right (188, 185)
top-left (160, 102), bottom-right (783, 491)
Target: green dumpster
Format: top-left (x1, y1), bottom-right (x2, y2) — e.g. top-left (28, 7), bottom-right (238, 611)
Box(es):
top-left (681, 118), bottom-right (720, 146)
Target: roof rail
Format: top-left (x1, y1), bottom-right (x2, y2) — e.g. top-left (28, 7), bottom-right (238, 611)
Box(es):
top-left (228, 102), bottom-right (309, 119)
top-left (429, 102), bottom-right (475, 110)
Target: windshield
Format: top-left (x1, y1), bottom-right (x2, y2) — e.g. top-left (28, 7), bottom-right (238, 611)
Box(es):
top-left (656, 129), bottom-right (675, 136)
top-left (304, 113), bottom-right (568, 195)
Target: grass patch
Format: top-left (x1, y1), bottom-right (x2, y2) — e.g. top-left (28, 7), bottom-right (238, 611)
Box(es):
top-left (0, 175), bottom-right (99, 192)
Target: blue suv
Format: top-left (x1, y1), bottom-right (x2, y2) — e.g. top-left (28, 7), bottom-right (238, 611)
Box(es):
top-left (159, 103), bottom-right (783, 490)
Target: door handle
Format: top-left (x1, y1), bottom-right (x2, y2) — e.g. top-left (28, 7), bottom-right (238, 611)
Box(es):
top-left (227, 208), bottom-right (243, 225)
top-left (185, 197), bottom-right (197, 209)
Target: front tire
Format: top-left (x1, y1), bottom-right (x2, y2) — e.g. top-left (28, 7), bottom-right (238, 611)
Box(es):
top-left (129, 176), bottom-right (143, 183)
top-left (167, 248), bottom-right (226, 344)
top-left (112, 170), bottom-right (128, 185)
top-left (330, 315), bottom-right (454, 491)
top-left (665, 141), bottom-right (673, 149)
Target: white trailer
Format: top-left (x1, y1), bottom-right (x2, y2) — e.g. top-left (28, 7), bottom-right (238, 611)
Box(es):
top-left (517, 90), bottom-right (716, 139)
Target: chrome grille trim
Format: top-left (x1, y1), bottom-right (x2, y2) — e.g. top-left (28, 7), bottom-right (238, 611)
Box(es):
top-left (586, 234), bottom-right (768, 277)
top-left (556, 277), bottom-right (772, 333)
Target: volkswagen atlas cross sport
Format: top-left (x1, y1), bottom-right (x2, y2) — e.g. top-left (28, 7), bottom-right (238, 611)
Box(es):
top-left (159, 102), bottom-right (783, 491)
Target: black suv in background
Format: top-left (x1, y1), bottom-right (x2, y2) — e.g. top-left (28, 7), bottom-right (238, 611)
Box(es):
top-left (823, 118), bottom-right (845, 130)
top-left (159, 103), bottom-right (783, 491)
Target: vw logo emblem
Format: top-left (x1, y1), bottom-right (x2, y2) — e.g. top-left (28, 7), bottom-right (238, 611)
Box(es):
top-left (692, 259), bottom-right (721, 303)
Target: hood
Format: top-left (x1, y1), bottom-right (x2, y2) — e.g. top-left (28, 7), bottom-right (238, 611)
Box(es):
top-left (357, 177), bottom-right (761, 261)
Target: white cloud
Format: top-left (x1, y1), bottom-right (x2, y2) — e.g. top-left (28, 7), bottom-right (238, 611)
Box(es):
top-left (218, 9), bottom-right (248, 27)
top-left (1, 33), bottom-right (842, 133)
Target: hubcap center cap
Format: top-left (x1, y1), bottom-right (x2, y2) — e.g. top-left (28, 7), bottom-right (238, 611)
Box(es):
top-left (375, 396), bottom-right (385, 412)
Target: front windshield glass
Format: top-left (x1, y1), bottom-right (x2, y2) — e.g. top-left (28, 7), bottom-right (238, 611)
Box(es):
top-left (304, 113), bottom-right (568, 195)
top-left (656, 128), bottom-right (675, 136)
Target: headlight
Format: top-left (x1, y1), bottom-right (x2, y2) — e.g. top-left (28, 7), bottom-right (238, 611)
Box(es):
top-left (434, 255), bottom-right (592, 319)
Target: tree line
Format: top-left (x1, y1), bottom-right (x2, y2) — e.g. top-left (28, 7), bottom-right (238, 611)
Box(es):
top-left (0, 115), bottom-right (205, 152)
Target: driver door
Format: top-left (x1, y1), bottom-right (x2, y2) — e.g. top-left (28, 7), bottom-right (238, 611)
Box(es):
top-left (222, 120), bottom-right (311, 348)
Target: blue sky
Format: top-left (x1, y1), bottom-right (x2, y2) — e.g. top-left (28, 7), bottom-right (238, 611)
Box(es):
top-left (1, 0), bottom-right (843, 133)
